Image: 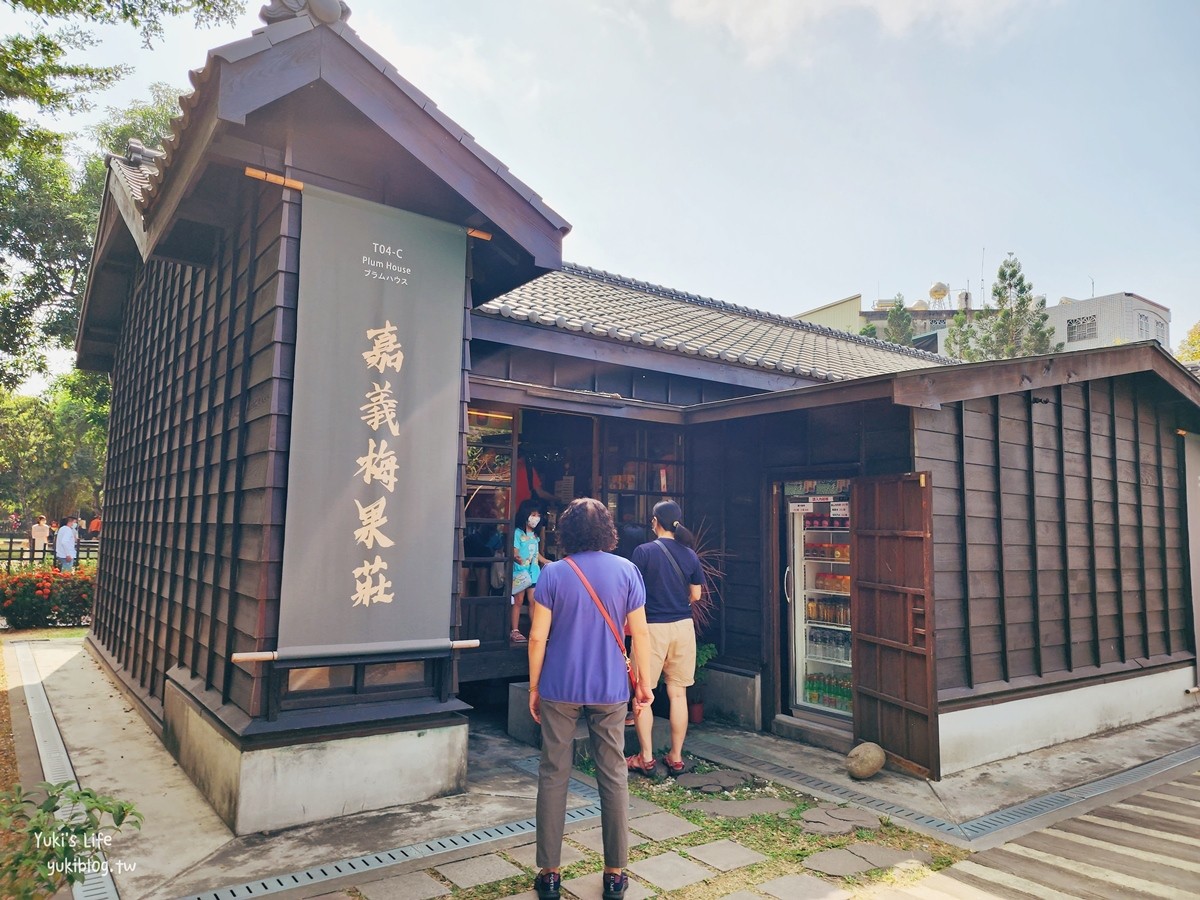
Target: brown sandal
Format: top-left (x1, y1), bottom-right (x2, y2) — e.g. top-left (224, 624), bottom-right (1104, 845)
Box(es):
top-left (660, 755), bottom-right (687, 776)
top-left (625, 754), bottom-right (656, 776)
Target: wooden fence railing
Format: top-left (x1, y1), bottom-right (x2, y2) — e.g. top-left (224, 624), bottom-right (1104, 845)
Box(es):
top-left (0, 537), bottom-right (100, 575)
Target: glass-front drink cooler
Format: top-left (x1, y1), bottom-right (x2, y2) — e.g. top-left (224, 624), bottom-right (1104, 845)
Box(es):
top-left (788, 480), bottom-right (852, 717)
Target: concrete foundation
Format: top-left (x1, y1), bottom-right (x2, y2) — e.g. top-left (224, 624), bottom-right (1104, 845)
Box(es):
top-left (704, 667), bottom-right (762, 730)
top-left (507, 681), bottom-right (672, 761)
top-left (164, 680), bottom-right (468, 834)
top-left (938, 666), bottom-right (1197, 776)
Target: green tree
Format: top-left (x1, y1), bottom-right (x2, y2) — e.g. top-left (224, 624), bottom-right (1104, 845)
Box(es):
top-left (1, 82), bottom-right (187, 387)
top-left (0, 372), bottom-right (109, 525)
top-left (0, 2), bottom-right (241, 386)
top-left (0, 132), bottom-right (95, 388)
top-left (1, 1), bottom-right (240, 152)
top-left (1177, 321), bottom-right (1200, 362)
top-left (44, 369), bottom-right (109, 515)
top-left (882, 294), bottom-right (914, 346)
top-left (945, 310), bottom-right (976, 361)
top-left (0, 389), bottom-right (54, 525)
top-left (859, 322), bottom-right (877, 339)
top-left (944, 254), bottom-right (1063, 361)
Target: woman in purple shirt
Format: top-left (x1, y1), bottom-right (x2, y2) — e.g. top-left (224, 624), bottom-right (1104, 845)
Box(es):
top-left (528, 498), bottom-right (653, 900)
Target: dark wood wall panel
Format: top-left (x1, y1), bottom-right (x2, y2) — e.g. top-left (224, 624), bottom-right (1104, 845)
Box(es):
top-left (915, 374), bottom-right (1194, 704)
top-left (684, 419), bottom-right (758, 665)
top-left (687, 400), bottom-right (913, 681)
top-left (92, 181), bottom-right (293, 722)
top-left (470, 342), bottom-right (756, 406)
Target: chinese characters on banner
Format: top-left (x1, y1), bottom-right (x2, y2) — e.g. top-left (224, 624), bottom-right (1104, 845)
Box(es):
top-left (278, 186), bottom-right (465, 658)
top-left (352, 322), bottom-right (405, 608)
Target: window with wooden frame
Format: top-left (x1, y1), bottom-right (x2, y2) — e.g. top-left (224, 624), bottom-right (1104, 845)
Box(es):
top-left (276, 658), bottom-right (438, 713)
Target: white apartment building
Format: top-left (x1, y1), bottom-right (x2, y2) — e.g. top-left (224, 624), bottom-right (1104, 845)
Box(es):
top-left (1047, 292), bottom-right (1170, 350)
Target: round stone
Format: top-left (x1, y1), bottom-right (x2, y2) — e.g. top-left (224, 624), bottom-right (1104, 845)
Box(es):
top-left (846, 742), bottom-right (886, 779)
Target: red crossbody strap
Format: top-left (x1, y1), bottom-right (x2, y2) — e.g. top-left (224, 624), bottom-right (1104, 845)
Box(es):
top-left (563, 557), bottom-right (635, 686)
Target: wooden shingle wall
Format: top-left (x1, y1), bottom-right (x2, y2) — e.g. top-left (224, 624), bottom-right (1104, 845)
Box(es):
top-left (93, 181), bottom-right (292, 721)
top-left (915, 376), bottom-right (1194, 704)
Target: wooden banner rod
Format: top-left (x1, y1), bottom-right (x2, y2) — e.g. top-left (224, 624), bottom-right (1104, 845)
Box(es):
top-left (245, 166), bottom-right (304, 191)
top-left (241, 167), bottom-right (493, 240)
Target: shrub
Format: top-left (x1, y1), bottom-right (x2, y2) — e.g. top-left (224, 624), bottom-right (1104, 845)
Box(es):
top-left (0, 781), bottom-right (142, 899)
top-left (0, 564), bottom-right (94, 630)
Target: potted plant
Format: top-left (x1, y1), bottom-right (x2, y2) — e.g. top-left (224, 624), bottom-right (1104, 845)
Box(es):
top-left (688, 642), bottom-right (719, 724)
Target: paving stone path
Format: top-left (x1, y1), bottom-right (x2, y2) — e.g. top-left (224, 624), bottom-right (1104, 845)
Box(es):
top-left (796, 805), bottom-right (882, 835)
top-left (676, 769), bottom-right (751, 792)
top-left (341, 763), bottom-right (923, 900)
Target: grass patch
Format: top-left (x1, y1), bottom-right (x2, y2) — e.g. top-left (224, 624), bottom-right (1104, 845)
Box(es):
top-left (1, 627), bottom-right (89, 646)
top-left (409, 754), bottom-right (967, 899)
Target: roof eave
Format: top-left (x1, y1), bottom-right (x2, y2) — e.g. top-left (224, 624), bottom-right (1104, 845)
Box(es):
top-left (75, 165), bottom-right (145, 371)
top-left (889, 341), bottom-right (1198, 410)
top-left (143, 24), bottom-right (567, 265)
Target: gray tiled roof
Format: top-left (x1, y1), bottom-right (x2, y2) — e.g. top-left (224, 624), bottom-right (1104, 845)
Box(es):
top-left (477, 264), bottom-right (954, 383)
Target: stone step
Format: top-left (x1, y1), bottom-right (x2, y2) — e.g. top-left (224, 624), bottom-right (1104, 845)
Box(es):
top-left (506, 681), bottom-right (672, 764)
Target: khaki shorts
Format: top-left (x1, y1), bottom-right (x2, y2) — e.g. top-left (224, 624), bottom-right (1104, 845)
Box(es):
top-left (640, 619), bottom-right (696, 688)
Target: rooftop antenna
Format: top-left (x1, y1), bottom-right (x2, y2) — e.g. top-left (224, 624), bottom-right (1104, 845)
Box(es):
top-left (1089, 276), bottom-right (1094, 298)
top-left (980, 247), bottom-right (985, 308)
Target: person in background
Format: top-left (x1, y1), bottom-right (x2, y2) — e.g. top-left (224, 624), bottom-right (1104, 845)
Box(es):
top-left (89, 513), bottom-right (102, 540)
top-left (515, 445), bottom-right (558, 511)
top-left (628, 500), bottom-right (704, 777)
top-left (510, 500), bottom-right (549, 643)
top-left (527, 498), bottom-right (653, 900)
top-left (31, 515), bottom-right (50, 560)
top-left (55, 515), bottom-right (79, 572)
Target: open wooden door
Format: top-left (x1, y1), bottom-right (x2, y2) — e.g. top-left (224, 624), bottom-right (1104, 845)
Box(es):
top-left (851, 473), bottom-right (939, 779)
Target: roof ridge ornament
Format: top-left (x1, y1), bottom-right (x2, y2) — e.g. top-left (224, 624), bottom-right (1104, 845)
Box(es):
top-left (260, 0), bottom-right (350, 25)
top-left (125, 138), bottom-right (165, 166)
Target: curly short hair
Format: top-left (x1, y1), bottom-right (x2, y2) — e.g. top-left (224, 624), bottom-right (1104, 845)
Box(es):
top-left (557, 498), bottom-right (617, 555)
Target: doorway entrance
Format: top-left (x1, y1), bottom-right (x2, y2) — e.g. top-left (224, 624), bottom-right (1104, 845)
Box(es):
top-left (774, 471), bottom-right (940, 777)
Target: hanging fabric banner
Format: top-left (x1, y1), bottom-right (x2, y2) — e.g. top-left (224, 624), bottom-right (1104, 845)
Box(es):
top-left (278, 186), bottom-right (466, 659)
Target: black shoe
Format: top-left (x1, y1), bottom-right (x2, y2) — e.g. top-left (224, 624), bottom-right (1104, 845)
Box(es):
top-left (602, 871), bottom-right (628, 899)
top-left (534, 870), bottom-right (561, 900)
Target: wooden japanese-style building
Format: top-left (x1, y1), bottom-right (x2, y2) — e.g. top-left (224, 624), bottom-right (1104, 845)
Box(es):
top-left (77, 2), bottom-right (1200, 831)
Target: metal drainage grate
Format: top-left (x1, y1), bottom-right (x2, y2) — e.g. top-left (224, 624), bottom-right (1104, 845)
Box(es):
top-left (510, 755), bottom-right (603, 804)
top-left (958, 792), bottom-right (1076, 840)
top-left (176, 807), bottom-right (601, 900)
top-left (686, 738), bottom-right (964, 837)
top-left (1061, 742), bottom-right (1200, 800)
top-left (14, 642), bottom-right (122, 900)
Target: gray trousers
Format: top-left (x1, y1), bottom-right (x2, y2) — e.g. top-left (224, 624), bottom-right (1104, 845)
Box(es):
top-left (536, 699), bottom-right (628, 870)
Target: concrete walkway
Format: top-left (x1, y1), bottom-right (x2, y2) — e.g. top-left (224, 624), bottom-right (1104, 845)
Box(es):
top-left (855, 768), bottom-right (1200, 899)
top-left (6, 636), bottom-right (1200, 899)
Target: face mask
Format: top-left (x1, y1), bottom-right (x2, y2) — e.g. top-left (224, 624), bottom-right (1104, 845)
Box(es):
top-left (528, 516), bottom-right (541, 528)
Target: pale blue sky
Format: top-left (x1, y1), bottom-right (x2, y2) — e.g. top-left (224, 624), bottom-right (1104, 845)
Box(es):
top-left (6, 0), bottom-right (1199, 341)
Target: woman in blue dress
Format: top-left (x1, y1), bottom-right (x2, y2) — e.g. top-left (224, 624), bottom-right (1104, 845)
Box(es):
top-left (510, 500), bottom-right (549, 642)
